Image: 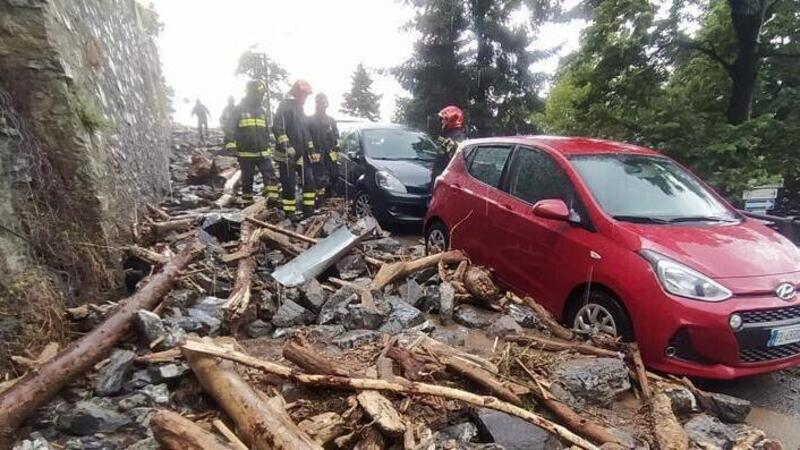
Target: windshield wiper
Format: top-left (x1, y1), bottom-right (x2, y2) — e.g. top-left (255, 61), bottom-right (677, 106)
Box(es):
top-left (613, 215), bottom-right (671, 224)
top-left (664, 216), bottom-right (737, 223)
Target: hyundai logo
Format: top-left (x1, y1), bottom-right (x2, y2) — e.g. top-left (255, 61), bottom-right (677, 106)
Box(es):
top-left (775, 283), bottom-right (796, 301)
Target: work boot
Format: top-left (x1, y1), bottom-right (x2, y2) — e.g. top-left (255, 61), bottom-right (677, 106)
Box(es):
top-left (240, 194), bottom-right (254, 208)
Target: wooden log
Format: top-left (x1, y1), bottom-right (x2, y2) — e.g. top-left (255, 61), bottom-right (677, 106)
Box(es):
top-left (151, 217), bottom-right (196, 236)
top-left (298, 412), bottom-right (347, 446)
top-left (182, 340), bottom-right (322, 450)
top-left (444, 357), bottom-right (522, 405)
top-left (212, 419), bottom-right (249, 450)
top-left (627, 343), bottom-right (652, 401)
top-left (370, 250), bottom-right (467, 291)
top-left (650, 392), bottom-right (689, 450)
top-left (513, 294), bottom-right (575, 340)
top-left (0, 245), bottom-right (196, 445)
top-left (386, 347), bottom-right (427, 381)
top-left (182, 340), bottom-right (599, 450)
top-left (283, 339), bottom-right (352, 377)
top-left (357, 391), bottom-right (406, 436)
top-left (224, 203), bottom-right (266, 326)
top-left (146, 203), bottom-right (172, 220)
top-left (151, 409), bottom-right (234, 450)
top-left (354, 427), bottom-right (386, 450)
top-left (417, 334), bottom-right (499, 374)
top-left (505, 334), bottom-right (620, 359)
top-left (215, 169), bottom-right (242, 208)
top-left (127, 245), bottom-right (170, 265)
top-left (246, 215), bottom-right (317, 244)
top-left (259, 227), bottom-right (304, 256)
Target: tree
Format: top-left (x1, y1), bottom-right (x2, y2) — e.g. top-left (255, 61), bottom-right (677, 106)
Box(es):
top-left (392, 96), bottom-right (413, 125)
top-left (236, 47), bottom-right (289, 121)
top-left (341, 63), bottom-right (382, 121)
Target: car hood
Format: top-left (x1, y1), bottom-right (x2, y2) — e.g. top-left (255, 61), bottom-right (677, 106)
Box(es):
top-left (620, 219), bottom-right (800, 278)
top-left (370, 158), bottom-right (434, 190)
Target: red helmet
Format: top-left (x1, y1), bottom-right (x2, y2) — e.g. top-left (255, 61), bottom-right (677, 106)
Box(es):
top-left (289, 79), bottom-right (313, 98)
top-left (438, 105), bottom-right (464, 130)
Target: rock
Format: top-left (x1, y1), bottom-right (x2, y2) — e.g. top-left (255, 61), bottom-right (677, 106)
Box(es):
top-left (124, 437), bottom-right (159, 450)
top-left (372, 237), bottom-right (402, 253)
top-left (431, 325), bottom-right (469, 347)
top-left (245, 319), bottom-right (274, 338)
top-left (506, 304), bottom-right (539, 328)
top-left (93, 349), bottom-right (136, 396)
top-left (318, 287), bottom-right (357, 324)
top-left (323, 212), bottom-right (346, 236)
top-left (439, 422), bottom-right (479, 443)
top-left (663, 387), bottom-right (698, 416)
top-left (192, 296), bottom-right (227, 321)
top-left (379, 297), bottom-right (425, 334)
top-left (550, 357), bottom-right (631, 408)
top-left (332, 330), bottom-right (384, 349)
top-left (135, 310), bottom-right (166, 343)
top-left (266, 249), bottom-right (286, 266)
top-left (12, 432), bottom-right (51, 450)
top-left (338, 303), bottom-right (386, 330)
top-left (439, 282), bottom-right (456, 324)
top-left (152, 362), bottom-right (189, 381)
top-left (417, 284), bottom-right (440, 313)
top-left (273, 324), bottom-right (345, 340)
top-left (684, 414), bottom-right (738, 449)
top-left (487, 315), bottom-right (523, 337)
top-left (696, 391), bottom-right (751, 423)
top-left (474, 408), bottom-right (561, 450)
top-left (298, 279), bottom-right (326, 313)
top-left (56, 401), bottom-right (130, 435)
top-left (117, 392), bottom-right (150, 411)
top-left (256, 291), bottom-right (278, 319)
top-left (336, 254), bottom-right (367, 280)
top-left (140, 383), bottom-right (170, 404)
top-left (123, 369), bottom-right (153, 391)
top-left (454, 304), bottom-right (501, 329)
top-left (200, 211), bottom-right (241, 242)
top-left (272, 299), bottom-right (316, 327)
top-left (399, 279), bottom-right (424, 306)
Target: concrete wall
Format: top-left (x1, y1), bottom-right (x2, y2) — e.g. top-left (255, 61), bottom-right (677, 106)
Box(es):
top-left (0, 0), bottom-right (171, 357)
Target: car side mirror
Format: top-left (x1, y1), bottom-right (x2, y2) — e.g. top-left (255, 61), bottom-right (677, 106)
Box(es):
top-left (532, 199), bottom-right (570, 221)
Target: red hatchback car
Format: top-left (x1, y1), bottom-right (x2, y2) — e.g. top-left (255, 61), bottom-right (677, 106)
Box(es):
top-left (424, 136), bottom-right (800, 379)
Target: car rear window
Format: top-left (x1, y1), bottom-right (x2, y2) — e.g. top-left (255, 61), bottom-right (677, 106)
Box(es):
top-left (467, 146), bottom-right (511, 188)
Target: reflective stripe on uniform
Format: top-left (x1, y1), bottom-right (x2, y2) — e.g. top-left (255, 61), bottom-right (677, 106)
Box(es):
top-left (225, 142), bottom-right (237, 149)
top-left (281, 198), bottom-right (296, 212)
top-left (277, 135), bottom-right (289, 144)
top-left (237, 151), bottom-right (271, 158)
top-left (264, 185), bottom-right (280, 199)
top-left (302, 192), bottom-right (316, 206)
top-left (239, 118), bottom-right (267, 127)
top-left (307, 141), bottom-right (314, 149)
top-left (329, 151), bottom-right (339, 161)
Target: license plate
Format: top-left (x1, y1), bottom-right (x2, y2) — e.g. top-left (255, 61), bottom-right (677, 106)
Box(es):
top-left (768, 324), bottom-right (800, 347)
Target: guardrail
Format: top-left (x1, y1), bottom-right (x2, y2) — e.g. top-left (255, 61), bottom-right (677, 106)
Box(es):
top-left (741, 211), bottom-right (800, 245)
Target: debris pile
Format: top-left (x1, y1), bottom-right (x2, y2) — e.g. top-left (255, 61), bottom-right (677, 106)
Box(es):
top-left (3, 128), bottom-right (785, 450)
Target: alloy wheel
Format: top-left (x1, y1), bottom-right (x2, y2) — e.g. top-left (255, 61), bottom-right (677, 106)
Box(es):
top-left (573, 303), bottom-right (619, 336)
top-left (427, 228), bottom-right (447, 253)
top-left (354, 193), bottom-right (372, 218)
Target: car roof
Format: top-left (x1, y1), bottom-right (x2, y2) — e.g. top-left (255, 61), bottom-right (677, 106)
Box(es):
top-left (463, 135), bottom-right (662, 157)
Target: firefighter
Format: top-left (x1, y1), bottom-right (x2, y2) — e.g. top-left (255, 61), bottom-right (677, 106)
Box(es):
top-left (226, 81), bottom-right (280, 207)
top-left (307, 92), bottom-right (340, 198)
top-left (273, 80), bottom-right (318, 219)
top-left (431, 105), bottom-right (467, 188)
top-left (191, 99), bottom-right (210, 142)
top-left (220, 96), bottom-right (237, 154)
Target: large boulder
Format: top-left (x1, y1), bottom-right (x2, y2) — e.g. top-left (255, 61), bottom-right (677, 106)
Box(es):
top-left (379, 297), bottom-right (425, 334)
top-left (684, 414), bottom-right (738, 449)
top-left (696, 391), bottom-right (751, 423)
top-left (55, 401), bottom-right (130, 436)
top-left (474, 409), bottom-right (561, 450)
top-left (550, 357), bottom-right (631, 408)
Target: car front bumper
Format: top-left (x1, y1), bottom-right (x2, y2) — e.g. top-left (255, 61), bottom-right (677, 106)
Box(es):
top-left (371, 189), bottom-right (430, 224)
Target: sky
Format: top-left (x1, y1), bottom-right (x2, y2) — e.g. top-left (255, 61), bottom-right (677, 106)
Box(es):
top-left (149, 0), bottom-right (585, 126)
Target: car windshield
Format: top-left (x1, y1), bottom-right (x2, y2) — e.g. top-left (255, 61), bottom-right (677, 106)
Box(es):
top-left (362, 129), bottom-right (439, 161)
top-left (569, 154), bottom-right (738, 223)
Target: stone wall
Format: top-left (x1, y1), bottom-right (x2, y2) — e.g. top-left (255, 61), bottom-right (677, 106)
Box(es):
top-left (0, 0), bottom-right (170, 359)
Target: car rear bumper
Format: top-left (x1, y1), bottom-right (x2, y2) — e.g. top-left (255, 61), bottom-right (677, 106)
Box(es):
top-left (372, 190), bottom-right (430, 224)
top-left (642, 292), bottom-right (800, 379)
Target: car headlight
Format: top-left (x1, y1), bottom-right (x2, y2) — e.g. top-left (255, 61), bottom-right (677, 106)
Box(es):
top-left (640, 250), bottom-right (732, 302)
top-left (375, 171), bottom-right (407, 193)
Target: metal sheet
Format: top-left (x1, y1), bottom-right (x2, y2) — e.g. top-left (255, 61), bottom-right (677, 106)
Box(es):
top-left (271, 218), bottom-right (377, 287)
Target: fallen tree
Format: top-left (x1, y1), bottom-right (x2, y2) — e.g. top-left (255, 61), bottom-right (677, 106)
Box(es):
top-left (0, 243), bottom-right (197, 446)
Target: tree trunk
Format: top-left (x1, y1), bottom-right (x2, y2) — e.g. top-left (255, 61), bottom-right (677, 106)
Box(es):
top-left (0, 245), bottom-right (196, 445)
top-left (726, 0), bottom-right (764, 125)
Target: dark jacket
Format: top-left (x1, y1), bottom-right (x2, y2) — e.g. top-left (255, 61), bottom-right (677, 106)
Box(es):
top-left (273, 97), bottom-right (313, 161)
top-left (307, 113), bottom-right (339, 154)
top-left (226, 100), bottom-right (271, 158)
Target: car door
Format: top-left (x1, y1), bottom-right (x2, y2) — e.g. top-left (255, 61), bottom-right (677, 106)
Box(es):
top-left (337, 130), bottom-right (364, 198)
top-left (487, 146), bottom-right (595, 312)
top-left (449, 144), bottom-right (514, 267)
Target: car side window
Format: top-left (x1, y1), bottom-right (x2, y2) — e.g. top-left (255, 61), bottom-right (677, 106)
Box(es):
top-left (340, 131), bottom-right (360, 156)
top-left (507, 147), bottom-right (574, 205)
top-left (467, 145), bottom-right (512, 188)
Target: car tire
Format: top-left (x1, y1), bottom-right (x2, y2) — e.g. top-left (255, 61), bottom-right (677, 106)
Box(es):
top-left (425, 220), bottom-right (449, 254)
top-left (352, 190), bottom-right (373, 218)
top-left (566, 290), bottom-right (634, 341)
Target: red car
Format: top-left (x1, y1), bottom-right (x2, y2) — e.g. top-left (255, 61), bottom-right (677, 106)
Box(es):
top-left (424, 136), bottom-right (800, 379)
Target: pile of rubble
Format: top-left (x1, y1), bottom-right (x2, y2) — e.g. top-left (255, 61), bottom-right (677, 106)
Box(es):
top-left (3, 127), bottom-right (785, 450)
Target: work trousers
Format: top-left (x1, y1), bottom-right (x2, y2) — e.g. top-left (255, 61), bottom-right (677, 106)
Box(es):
top-left (278, 155), bottom-right (318, 217)
top-left (239, 157), bottom-right (278, 206)
top-left (197, 118), bottom-right (208, 141)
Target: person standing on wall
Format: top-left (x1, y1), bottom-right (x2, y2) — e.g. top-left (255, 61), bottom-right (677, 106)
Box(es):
top-left (273, 80), bottom-right (318, 219)
top-left (191, 99), bottom-right (211, 142)
top-left (225, 81), bottom-right (280, 207)
top-left (307, 92), bottom-right (340, 198)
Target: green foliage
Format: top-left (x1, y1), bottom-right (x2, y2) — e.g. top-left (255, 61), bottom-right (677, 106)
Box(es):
top-left (341, 63), bottom-right (382, 121)
top-left (538, 0), bottom-right (800, 201)
top-left (236, 48), bottom-right (290, 107)
top-left (74, 92), bottom-right (108, 133)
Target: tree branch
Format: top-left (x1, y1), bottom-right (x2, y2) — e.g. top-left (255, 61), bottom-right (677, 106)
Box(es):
top-left (759, 46), bottom-right (800, 58)
top-left (677, 39), bottom-right (734, 76)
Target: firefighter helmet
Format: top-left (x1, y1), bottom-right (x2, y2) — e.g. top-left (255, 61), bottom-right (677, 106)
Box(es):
top-left (246, 80), bottom-right (266, 95)
top-left (438, 105), bottom-right (464, 131)
top-left (289, 79), bottom-right (313, 98)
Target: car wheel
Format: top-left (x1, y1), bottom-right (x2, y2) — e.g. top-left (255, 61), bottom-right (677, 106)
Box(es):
top-left (352, 191), bottom-right (373, 218)
top-left (567, 290), bottom-right (634, 341)
top-left (425, 221), bottom-right (449, 254)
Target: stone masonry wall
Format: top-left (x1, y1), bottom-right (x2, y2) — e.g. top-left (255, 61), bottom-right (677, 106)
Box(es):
top-left (0, 0), bottom-right (170, 360)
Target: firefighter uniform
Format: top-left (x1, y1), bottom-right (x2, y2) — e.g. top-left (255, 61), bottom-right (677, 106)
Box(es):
top-left (432, 106), bottom-right (467, 190)
top-left (226, 83), bottom-right (280, 206)
top-left (308, 93), bottom-right (340, 197)
top-left (273, 80), bottom-right (318, 217)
